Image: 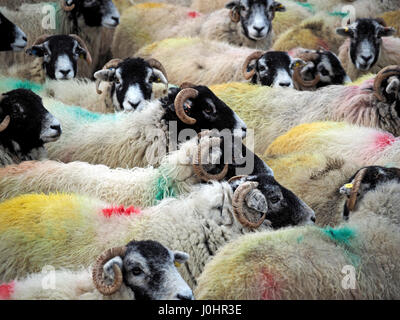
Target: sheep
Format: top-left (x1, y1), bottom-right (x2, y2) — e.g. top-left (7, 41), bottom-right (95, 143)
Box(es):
top-left (379, 10), bottom-right (400, 38)
top-left (0, 240), bottom-right (193, 300)
top-left (5, 34), bottom-right (93, 82)
top-left (210, 65), bottom-right (400, 154)
top-left (0, 134), bottom-right (227, 207)
top-left (138, 38), bottom-right (303, 87)
top-left (336, 18), bottom-right (400, 81)
top-left (0, 0), bottom-right (120, 80)
top-left (112, 0), bottom-right (286, 57)
top-left (0, 89), bottom-right (61, 167)
top-left (39, 84), bottom-right (247, 169)
top-left (0, 175), bottom-right (316, 285)
top-left (195, 166), bottom-right (400, 300)
top-left (0, 11), bottom-right (27, 52)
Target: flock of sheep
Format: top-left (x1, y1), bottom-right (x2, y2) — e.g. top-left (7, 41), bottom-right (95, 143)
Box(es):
top-left (0, 0), bottom-right (400, 300)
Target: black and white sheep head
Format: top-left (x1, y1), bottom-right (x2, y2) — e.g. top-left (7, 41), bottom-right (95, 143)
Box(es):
top-left (0, 11), bottom-right (27, 52)
top-left (92, 240), bottom-right (193, 300)
top-left (226, 0), bottom-right (285, 41)
top-left (26, 34), bottom-right (92, 80)
top-left (228, 174), bottom-right (316, 229)
top-left (243, 51), bottom-right (305, 88)
top-left (294, 48), bottom-right (351, 88)
top-left (0, 89), bottom-right (61, 153)
top-left (61, 0), bottom-right (120, 28)
top-left (340, 166), bottom-right (400, 220)
top-left (161, 85), bottom-right (247, 140)
top-left (373, 65), bottom-right (400, 107)
top-left (336, 18), bottom-right (396, 71)
top-left (94, 57), bottom-right (168, 112)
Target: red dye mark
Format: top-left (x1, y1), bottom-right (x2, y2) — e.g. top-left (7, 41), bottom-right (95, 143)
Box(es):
top-left (188, 11), bottom-right (200, 18)
top-left (0, 282), bottom-right (14, 300)
top-left (316, 38), bottom-right (330, 51)
top-left (375, 132), bottom-right (396, 151)
top-left (260, 268), bottom-right (281, 300)
top-left (102, 206), bottom-right (141, 218)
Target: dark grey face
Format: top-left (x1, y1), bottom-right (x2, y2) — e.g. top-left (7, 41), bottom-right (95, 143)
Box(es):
top-left (104, 240), bottom-right (193, 300)
top-left (251, 51), bottom-right (299, 87)
top-left (65, 0), bottom-right (120, 28)
top-left (340, 166), bottom-right (400, 218)
top-left (95, 58), bottom-right (161, 112)
top-left (300, 49), bottom-right (350, 88)
top-left (226, 0), bottom-right (285, 41)
top-left (26, 35), bottom-right (89, 80)
top-left (336, 18), bottom-right (396, 71)
top-left (0, 89), bottom-right (61, 155)
top-left (230, 174), bottom-right (316, 228)
top-left (0, 12), bottom-right (27, 52)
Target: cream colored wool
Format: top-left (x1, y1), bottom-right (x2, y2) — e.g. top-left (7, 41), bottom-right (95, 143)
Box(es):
top-left (0, 182), bottom-right (274, 287)
top-left (137, 37), bottom-right (254, 86)
top-left (273, 12), bottom-right (344, 53)
top-left (0, 3), bottom-right (115, 81)
top-left (112, 3), bottom-right (273, 58)
top-left (210, 76), bottom-right (397, 154)
top-left (0, 134), bottom-right (217, 206)
top-left (379, 10), bottom-right (400, 38)
top-left (195, 181), bottom-right (400, 299)
top-left (338, 37), bottom-right (400, 81)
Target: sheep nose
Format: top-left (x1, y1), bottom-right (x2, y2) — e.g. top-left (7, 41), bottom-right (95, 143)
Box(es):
top-left (50, 124), bottom-right (62, 136)
top-left (311, 216), bottom-right (316, 223)
top-left (22, 36), bottom-right (27, 42)
top-left (177, 293), bottom-right (194, 300)
top-left (60, 69), bottom-right (71, 76)
top-left (279, 82), bottom-right (291, 87)
top-left (128, 101), bottom-right (140, 109)
top-left (361, 55), bottom-right (372, 62)
top-left (112, 16), bottom-right (120, 25)
top-left (253, 26), bottom-right (265, 33)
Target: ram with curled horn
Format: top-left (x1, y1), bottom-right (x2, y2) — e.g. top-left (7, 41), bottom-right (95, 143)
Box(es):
top-left (0, 94), bottom-right (11, 133)
top-left (373, 65), bottom-right (400, 102)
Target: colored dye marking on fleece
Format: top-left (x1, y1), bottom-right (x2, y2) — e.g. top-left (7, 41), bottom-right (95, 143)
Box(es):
top-left (155, 174), bottom-right (176, 202)
top-left (261, 268), bottom-right (281, 300)
top-left (0, 282), bottom-right (14, 300)
top-left (102, 205), bottom-right (141, 218)
top-left (2, 78), bottom-right (43, 93)
top-left (375, 132), bottom-right (396, 151)
top-left (328, 11), bottom-right (350, 18)
top-left (188, 11), bottom-right (200, 18)
top-left (295, 2), bottom-right (315, 14)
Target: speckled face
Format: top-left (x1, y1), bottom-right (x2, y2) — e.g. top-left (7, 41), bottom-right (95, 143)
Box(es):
top-left (0, 12), bottom-right (27, 52)
top-left (336, 19), bottom-right (395, 71)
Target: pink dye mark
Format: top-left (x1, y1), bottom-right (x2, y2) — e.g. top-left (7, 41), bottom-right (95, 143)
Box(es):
top-left (375, 132), bottom-right (396, 151)
top-left (188, 11), bottom-right (200, 18)
top-left (260, 268), bottom-right (281, 300)
top-left (102, 206), bottom-right (141, 218)
top-left (0, 282), bottom-right (14, 300)
top-left (316, 38), bottom-right (330, 51)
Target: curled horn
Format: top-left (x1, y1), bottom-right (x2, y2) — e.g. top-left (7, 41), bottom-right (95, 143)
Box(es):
top-left (92, 246), bottom-right (127, 296)
top-left (346, 168), bottom-right (368, 212)
top-left (95, 58), bottom-right (123, 94)
top-left (193, 132), bottom-right (229, 182)
top-left (28, 34), bottom-right (51, 48)
top-left (242, 51), bottom-right (265, 80)
top-left (293, 65), bottom-right (321, 91)
top-left (373, 65), bottom-right (400, 102)
top-left (180, 82), bottom-right (197, 89)
top-left (174, 88), bottom-right (198, 125)
top-left (232, 181), bottom-right (269, 229)
top-left (68, 34), bottom-right (92, 65)
top-left (0, 95), bottom-right (10, 133)
top-left (61, 0), bottom-right (75, 11)
top-left (229, 8), bottom-right (240, 23)
top-left (147, 58), bottom-right (168, 86)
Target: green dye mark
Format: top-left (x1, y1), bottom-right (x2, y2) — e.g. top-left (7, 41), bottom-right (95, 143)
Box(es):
top-left (2, 79), bottom-right (43, 93)
top-left (154, 173), bottom-right (177, 202)
top-left (297, 235), bottom-right (304, 244)
top-left (295, 2), bottom-right (315, 14)
top-left (328, 11), bottom-right (350, 18)
top-left (65, 105), bottom-right (104, 121)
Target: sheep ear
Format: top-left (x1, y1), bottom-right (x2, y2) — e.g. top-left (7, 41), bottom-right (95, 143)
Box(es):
top-left (273, 1), bottom-right (286, 12)
top-left (336, 27), bottom-right (354, 37)
top-left (94, 69), bottom-right (116, 82)
top-left (245, 189), bottom-right (268, 214)
top-left (378, 27), bottom-right (396, 38)
top-left (386, 77), bottom-right (400, 97)
top-left (225, 1), bottom-right (240, 9)
top-left (103, 256), bottom-right (123, 280)
top-left (26, 45), bottom-right (46, 57)
top-left (173, 251), bottom-right (189, 266)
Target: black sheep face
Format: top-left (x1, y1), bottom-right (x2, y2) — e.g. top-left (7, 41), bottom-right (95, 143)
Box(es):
top-left (229, 174), bottom-right (316, 228)
top-left (26, 35), bottom-right (89, 80)
top-left (161, 86), bottom-right (247, 141)
top-left (336, 18), bottom-right (395, 71)
top-left (0, 89), bottom-right (61, 154)
top-left (226, 0), bottom-right (285, 41)
top-left (251, 51), bottom-right (303, 88)
top-left (67, 0), bottom-right (120, 28)
top-left (0, 12), bottom-right (27, 52)
top-left (102, 240), bottom-right (193, 300)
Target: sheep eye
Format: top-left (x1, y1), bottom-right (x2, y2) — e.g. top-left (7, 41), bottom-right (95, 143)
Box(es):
top-left (320, 68), bottom-right (329, 76)
top-left (204, 106), bottom-right (213, 114)
top-left (259, 66), bottom-right (266, 72)
top-left (270, 196), bottom-right (280, 204)
top-left (132, 267), bottom-right (143, 276)
top-left (114, 78), bottom-right (120, 84)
